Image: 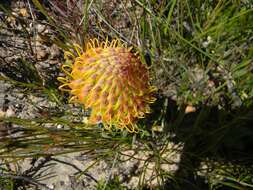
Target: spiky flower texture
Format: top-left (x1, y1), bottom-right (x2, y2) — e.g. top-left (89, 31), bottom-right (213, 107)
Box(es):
top-left (58, 39), bottom-right (156, 132)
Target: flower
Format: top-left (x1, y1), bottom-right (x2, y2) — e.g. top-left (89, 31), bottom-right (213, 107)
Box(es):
top-left (58, 38), bottom-right (156, 132)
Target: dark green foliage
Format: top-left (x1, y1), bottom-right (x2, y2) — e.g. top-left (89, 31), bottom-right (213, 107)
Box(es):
top-left (0, 0), bottom-right (253, 189)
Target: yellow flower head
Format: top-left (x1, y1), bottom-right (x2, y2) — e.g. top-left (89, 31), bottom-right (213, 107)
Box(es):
top-left (58, 38), bottom-right (156, 132)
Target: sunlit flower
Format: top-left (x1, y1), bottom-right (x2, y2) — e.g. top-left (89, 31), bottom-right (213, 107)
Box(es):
top-left (58, 38), bottom-right (156, 132)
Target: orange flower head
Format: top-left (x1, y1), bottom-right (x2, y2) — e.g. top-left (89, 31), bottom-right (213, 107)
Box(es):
top-left (58, 38), bottom-right (156, 132)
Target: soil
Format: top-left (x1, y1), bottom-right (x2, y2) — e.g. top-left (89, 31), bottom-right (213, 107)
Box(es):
top-left (0, 1), bottom-right (182, 189)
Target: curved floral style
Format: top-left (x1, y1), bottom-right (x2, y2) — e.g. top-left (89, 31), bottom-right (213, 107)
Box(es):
top-left (58, 38), bottom-right (156, 132)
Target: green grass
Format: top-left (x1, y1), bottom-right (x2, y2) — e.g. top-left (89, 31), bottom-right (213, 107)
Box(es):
top-left (0, 0), bottom-right (253, 189)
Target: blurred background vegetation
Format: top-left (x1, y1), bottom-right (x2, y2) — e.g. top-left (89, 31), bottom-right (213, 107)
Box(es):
top-left (0, 0), bottom-right (253, 189)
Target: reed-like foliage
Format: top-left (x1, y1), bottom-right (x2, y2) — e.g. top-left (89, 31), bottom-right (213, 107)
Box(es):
top-left (0, 0), bottom-right (253, 189)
